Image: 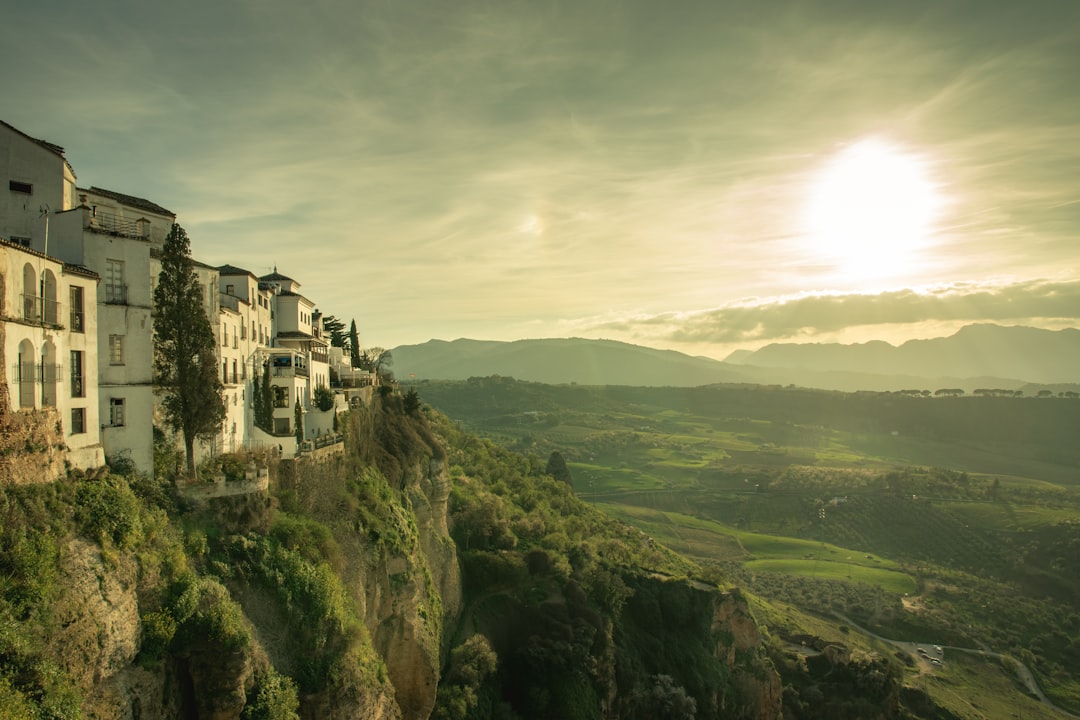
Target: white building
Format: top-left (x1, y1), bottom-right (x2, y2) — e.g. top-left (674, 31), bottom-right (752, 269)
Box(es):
top-left (217, 264), bottom-right (274, 453)
top-left (1, 120), bottom-right (77, 249)
top-left (1, 239), bottom-right (104, 470)
top-left (47, 189), bottom-right (177, 474)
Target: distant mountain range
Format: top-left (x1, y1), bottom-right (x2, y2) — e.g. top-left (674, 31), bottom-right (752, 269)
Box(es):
top-left (391, 325), bottom-right (1080, 391)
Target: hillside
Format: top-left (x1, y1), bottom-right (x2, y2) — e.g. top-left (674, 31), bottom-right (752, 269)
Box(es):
top-left (409, 376), bottom-right (1080, 716)
top-left (391, 325), bottom-right (1080, 392)
top-left (2, 394), bottom-right (803, 719)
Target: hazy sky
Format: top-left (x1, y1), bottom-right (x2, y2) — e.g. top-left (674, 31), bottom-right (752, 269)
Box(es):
top-left (4, 0), bottom-right (1078, 357)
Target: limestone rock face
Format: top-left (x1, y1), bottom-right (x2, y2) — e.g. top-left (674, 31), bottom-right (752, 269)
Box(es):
top-left (48, 539), bottom-right (188, 719)
top-left (362, 456), bottom-right (461, 720)
top-left (52, 539), bottom-right (141, 689)
top-left (713, 589), bottom-right (784, 720)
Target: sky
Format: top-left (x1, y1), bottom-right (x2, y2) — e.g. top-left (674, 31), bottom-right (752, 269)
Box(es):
top-left (3, 0), bottom-right (1079, 358)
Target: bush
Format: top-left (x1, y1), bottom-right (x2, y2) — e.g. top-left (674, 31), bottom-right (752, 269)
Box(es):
top-left (139, 610), bottom-right (177, 665)
top-left (242, 668), bottom-right (300, 720)
top-left (74, 475), bottom-right (143, 549)
top-left (313, 384), bottom-right (335, 412)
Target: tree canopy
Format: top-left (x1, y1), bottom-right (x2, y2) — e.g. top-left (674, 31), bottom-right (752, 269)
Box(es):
top-left (153, 223), bottom-right (226, 477)
top-left (322, 315), bottom-right (349, 351)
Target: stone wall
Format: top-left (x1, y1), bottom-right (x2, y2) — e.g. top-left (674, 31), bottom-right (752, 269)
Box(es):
top-left (0, 407), bottom-right (69, 484)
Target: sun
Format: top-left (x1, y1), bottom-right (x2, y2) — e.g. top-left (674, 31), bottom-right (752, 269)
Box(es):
top-left (803, 138), bottom-right (940, 279)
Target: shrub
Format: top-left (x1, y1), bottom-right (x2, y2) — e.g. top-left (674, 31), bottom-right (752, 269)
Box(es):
top-left (74, 475), bottom-right (143, 549)
top-left (313, 384), bottom-right (335, 412)
top-left (241, 668), bottom-right (300, 720)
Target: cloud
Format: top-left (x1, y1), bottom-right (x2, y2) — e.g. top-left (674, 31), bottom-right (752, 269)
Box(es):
top-left (583, 279), bottom-right (1080, 344)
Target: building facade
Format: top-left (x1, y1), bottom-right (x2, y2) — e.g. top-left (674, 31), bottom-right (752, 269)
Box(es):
top-left (0, 239), bottom-right (104, 470)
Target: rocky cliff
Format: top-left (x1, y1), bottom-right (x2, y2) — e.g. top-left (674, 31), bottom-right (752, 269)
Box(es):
top-left (0, 396), bottom-right (790, 719)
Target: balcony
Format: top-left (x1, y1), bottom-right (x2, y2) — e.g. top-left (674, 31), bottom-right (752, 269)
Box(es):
top-left (21, 294), bottom-right (60, 325)
top-left (89, 210), bottom-right (148, 239)
top-left (104, 283), bottom-right (127, 305)
top-left (270, 354), bottom-right (308, 378)
top-left (70, 309), bottom-right (85, 333)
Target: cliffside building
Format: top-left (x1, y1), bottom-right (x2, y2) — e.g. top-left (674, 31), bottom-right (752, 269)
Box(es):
top-left (0, 239), bottom-right (104, 470)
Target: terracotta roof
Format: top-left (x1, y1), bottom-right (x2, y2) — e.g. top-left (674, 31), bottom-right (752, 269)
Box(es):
top-left (62, 263), bottom-right (100, 280)
top-left (82, 186), bottom-right (174, 218)
top-left (260, 270), bottom-right (296, 283)
top-left (218, 264), bottom-right (259, 279)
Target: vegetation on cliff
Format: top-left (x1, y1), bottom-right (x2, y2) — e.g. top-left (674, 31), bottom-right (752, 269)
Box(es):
top-left (0, 386), bottom-right (918, 718)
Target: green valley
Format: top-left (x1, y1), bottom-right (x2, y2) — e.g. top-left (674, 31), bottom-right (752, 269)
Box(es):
top-left (412, 376), bottom-right (1080, 718)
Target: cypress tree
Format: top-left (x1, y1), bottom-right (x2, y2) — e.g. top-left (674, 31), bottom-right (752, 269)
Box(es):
top-left (153, 224), bottom-right (225, 478)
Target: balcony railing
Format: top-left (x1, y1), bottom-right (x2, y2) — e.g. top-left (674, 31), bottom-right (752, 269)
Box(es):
top-left (311, 350), bottom-right (329, 365)
top-left (104, 283), bottom-right (127, 304)
top-left (89, 210), bottom-right (148, 239)
top-left (71, 374), bottom-right (85, 398)
top-left (70, 309), bottom-right (85, 333)
top-left (12, 363), bottom-right (62, 407)
top-left (272, 366), bottom-right (308, 378)
top-left (21, 294), bottom-right (60, 325)
top-left (16, 363), bottom-right (34, 408)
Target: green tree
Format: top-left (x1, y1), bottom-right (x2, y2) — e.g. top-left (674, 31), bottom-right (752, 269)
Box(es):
top-left (322, 315), bottom-right (349, 352)
top-left (294, 401), bottom-right (304, 443)
top-left (313, 384), bottom-right (334, 412)
top-left (403, 388), bottom-right (421, 416)
top-left (348, 320), bottom-right (361, 368)
top-left (545, 451), bottom-right (573, 487)
top-left (153, 223), bottom-right (225, 477)
top-left (256, 360), bottom-right (273, 432)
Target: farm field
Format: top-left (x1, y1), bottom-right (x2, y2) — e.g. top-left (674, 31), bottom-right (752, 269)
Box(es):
top-left (412, 377), bottom-right (1080, 716)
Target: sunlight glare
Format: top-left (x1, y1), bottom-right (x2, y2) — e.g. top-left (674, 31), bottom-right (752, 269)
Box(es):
top-left (804, 139), bottom-right (940, 280)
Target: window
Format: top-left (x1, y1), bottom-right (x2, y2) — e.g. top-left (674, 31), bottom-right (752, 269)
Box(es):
top-left (109, 398), bottom-right (125, 426)
top-left (109, 334), bottom-right (124, 365)
top-left (223, 360), bottom-right (229, 383)
top-left (70, 350), bottom-right (85, 397)
top-left (272, 386), bottom-right (289, 408)
top-left (70, 286), bottom-right (85, 332)
top-left (105, 259), bottom-right (125, 303)
top-left (226, 284), bottom-right (234, 296)
top-left (232, 360), bottom-right (238, 384)
top-left (71, 408), bottom-right (86, 434)
top-left (9, 180), bottom-right (32, 194)
top-left (10, 236), bottom-right (31, 247)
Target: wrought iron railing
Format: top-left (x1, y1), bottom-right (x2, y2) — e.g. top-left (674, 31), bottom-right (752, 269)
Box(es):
top-left (70, 309), bottom-right (85, 332)
top-left (20, 294), bottom-right (60, 324)
top-left (104, 284), bottom-right (127, 304)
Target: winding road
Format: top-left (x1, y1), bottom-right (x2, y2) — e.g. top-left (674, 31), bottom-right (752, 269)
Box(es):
top-left (834, 613), bottom-right (1079, 719)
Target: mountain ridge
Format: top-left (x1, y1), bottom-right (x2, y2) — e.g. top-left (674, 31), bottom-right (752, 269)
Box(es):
top-left (392, 324), bottom-right (1080, 390)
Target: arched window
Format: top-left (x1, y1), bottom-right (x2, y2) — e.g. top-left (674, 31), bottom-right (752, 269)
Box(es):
top-left (22, 263), bottom-right (37, 321)
top-left (42, 269), bottom-right (58, 325)
top-left (17, 339), bottom-right (35, 408)
top-left (40, 340), bottom-right (57, 407)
